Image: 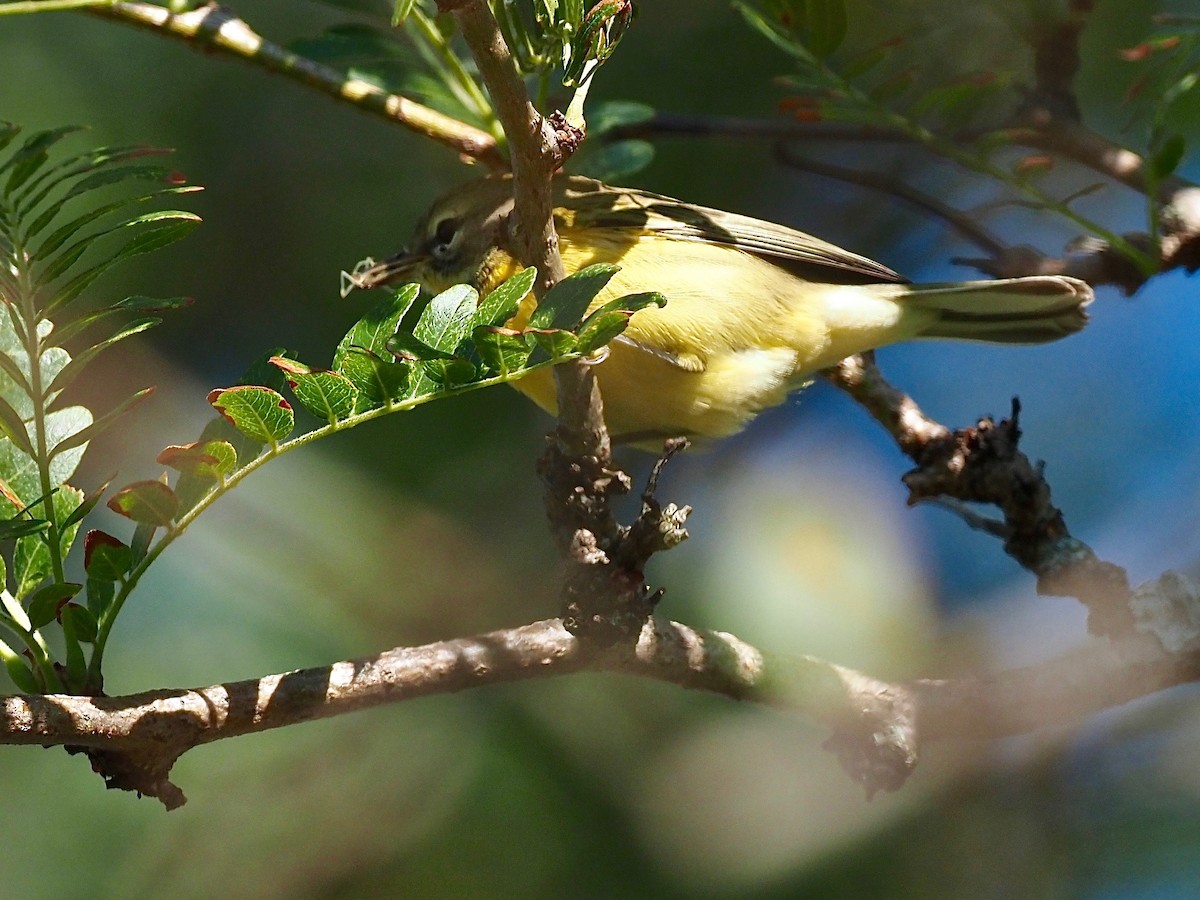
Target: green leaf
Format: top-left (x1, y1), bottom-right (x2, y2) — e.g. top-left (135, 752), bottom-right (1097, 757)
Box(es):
top-left (575, 139), bottom-right (655, 182)
top-left (579, 290), bottom-right (666, 325)
top-left (44, 317), bottom-right (160, 397)
top-left (530, 328), bottom-right (579, 357)
top-left (472, 326), bottom-right (535, 376)
top-left (0, 395), bottom-right (34, 458)
top-left (337, 349), bottom-right (410, 410)
top-left (0, 516), bottom-right (49, 540)
top-left (386, 330), bottom-right (459, 362)
top-left (269, 356), bottom-right (359, 422)
top-left (61, 602), bottom-right (97, 644)
top-left (412, 283), bottom-right (478, 354)
top-left (86, 575), bottom-right (115, 620)
top-left (472, 267), bottom-right (537, 329)
top-left (44, 210), bottom-right (202, 315)
top-left (1, 652), bottom-right (37, 693)
top-left (392, 0), bottom-right (416, 24)
top-left (1, 125), bottom-right (85, 193)
top-left (83, 529), bottom-right (133, 580)
top-left (50, 295), bottom-right (192, 346)
top-left (106, 480), bottom-right (180, 526)
top-left (48, 395), bottom-right (143, 470)
top-left (23, 161), bottom-right (184, 240)
top-left (804, 0), bottom-right (848, 58)
top-left (208, 386), bottom-right (295, 444)
top-left (588, 100), bottom-right (655, 136)
top-left (1152, 133), bottom-right (1187, 180)
top-left (26, 581), bottom-right (82, 630)
top-left (60, 474), bottom-right (115, 531)
top-left (290, 23), bottom-right (414, 63)
top-left (576, 312), bottom-right (632, 353)
top-left (421, 358), bottom-right (478, 387)
top-left (156, 440), bottom-right (238, 480)
top-left (13, 487), bottom-right (82, 600)
top-left (529, 264), bottom-right (618, 330)
top-left (32, 184), bottom-right (198, 266)
top-left (335, 282), bottom-right (421, 373)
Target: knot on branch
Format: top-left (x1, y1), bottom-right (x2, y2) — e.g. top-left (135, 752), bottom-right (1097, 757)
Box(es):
top-left (1131, 571), bottom-right (1200, 654)
top-left (904, 399), bottom-right (1133, 637)
top-left (72, 743), bottom-right (188, 810)
top-left (545, 110), bottom-right (586, 168)
top-left (1162, 187), bottom-right (1200, 275)
top-left (539, 438), bottom-right (689, 648)
top-left (822, 681), bottom-right (918, 799)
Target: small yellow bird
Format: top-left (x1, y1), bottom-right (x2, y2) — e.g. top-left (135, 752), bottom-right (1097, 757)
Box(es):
top-left (354, 175), bottom-right (1092, 444)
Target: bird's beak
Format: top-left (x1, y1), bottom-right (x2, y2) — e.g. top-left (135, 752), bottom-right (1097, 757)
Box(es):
top-left (340, 249), bottom-right (426, 298)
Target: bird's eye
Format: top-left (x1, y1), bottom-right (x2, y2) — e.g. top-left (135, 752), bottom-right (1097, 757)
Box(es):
top-left (433, 217), bottom-right (459, 246)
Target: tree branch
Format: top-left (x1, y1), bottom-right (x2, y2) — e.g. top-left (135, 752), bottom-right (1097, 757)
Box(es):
top-left (95, 1), bottom-right (504, 167)
top-left (7, 568), bottom-right (1200, 808)
top-left (827, 355), bottom-right (1133, 637)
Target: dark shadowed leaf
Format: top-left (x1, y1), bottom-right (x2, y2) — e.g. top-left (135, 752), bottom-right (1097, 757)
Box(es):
top-left (107, 480), bottom-right (179, 526)
top-left (338, 349), bottom-right (410, 410)
top-left (26, 581), bottom-right (82, 630)
top-left (83, 530), bottom-right (133, 580)
top-left (61, 603), bottom-right (97, 644)
top-left (528, 264), bottom-right (619, 330)
top-left (575, 140), bottom-right (655, 182)
top-left (473, 326), bottom-right (535, 376)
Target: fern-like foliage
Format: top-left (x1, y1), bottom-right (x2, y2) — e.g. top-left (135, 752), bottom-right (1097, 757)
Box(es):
top-left (102, 264), bottom-right (662, 626)
top-left (300, 0), bottom-right (653, 179)
top-left (0, 124), bottom-right (199, 695)
top-left (736, 0), bottom-right (1160, 273)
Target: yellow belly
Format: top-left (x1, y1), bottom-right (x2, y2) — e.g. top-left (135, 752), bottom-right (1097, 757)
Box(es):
top-left (482, 229), bottom-right (908, 442)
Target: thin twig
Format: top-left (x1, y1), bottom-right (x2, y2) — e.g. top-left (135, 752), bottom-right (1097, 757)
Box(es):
top-left (774, 145), bottom-right (1012, 259)
top-left (827, 357), bottom-right (1133, 637)
top-left (96, 1), bottom-right (504, 167)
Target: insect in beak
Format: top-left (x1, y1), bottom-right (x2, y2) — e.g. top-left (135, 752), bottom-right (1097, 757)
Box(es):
top-left (340, 249), bottom-right (427, 298)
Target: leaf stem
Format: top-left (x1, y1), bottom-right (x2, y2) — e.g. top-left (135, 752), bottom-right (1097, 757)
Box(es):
top-left (86, 355), bottom-right (583, 682)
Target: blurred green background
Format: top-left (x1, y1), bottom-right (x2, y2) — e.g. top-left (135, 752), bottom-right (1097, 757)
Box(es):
top-left (4, 0), bottom-right (1200, 897)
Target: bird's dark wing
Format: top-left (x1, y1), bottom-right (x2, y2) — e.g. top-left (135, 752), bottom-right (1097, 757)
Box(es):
top-left (559, 176), bottom-right (906, 286)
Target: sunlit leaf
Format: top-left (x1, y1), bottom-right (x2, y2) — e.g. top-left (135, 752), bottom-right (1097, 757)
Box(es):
top-left (412, 283), bottom-right (478, 354)
top-left (0, 395), bottom-right (34, 458)
top-left (530, 327), bottom-right (578, 357)
top-left (473, 267), bottom-right (536, 329)
top-left (269, 356), bottom-right (359, 422)
top-left (208, 385), bottom-right (294, 444)
top-left (336, 282), bottom-right (421, 365)
top-left (14, 486), bottom-right (82, 600)
top-left (156, 440), bottom-right (238, 480)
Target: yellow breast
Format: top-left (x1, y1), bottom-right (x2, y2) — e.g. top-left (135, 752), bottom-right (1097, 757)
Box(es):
top-left (479, 227), bottom-right (844, 443)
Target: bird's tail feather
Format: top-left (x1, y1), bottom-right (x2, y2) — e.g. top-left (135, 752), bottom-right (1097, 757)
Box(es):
top-left (904, 275), bottom-right (1093, 344)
